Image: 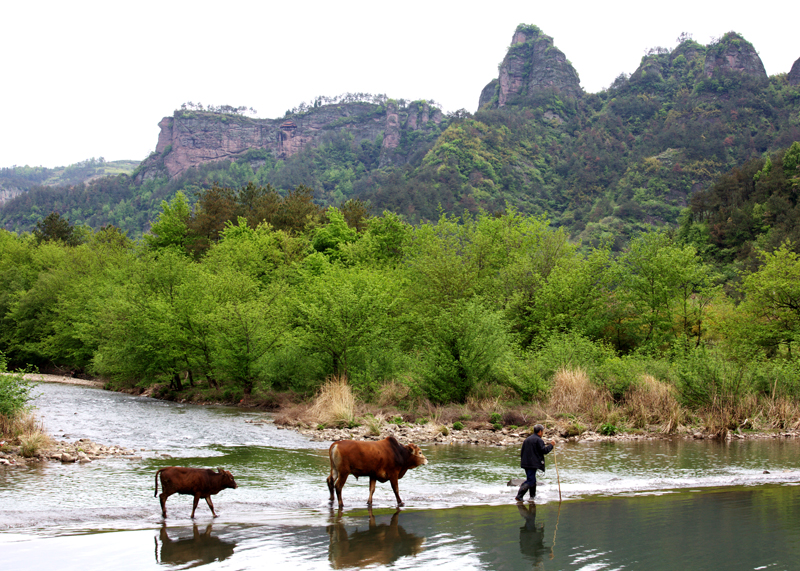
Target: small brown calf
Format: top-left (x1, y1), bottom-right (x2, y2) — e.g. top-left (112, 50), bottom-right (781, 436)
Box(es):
top-left (154, 467), bottom-right (237, 518)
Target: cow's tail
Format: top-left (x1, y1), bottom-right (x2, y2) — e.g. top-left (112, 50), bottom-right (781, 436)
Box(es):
top-left (329, 444), bottom-right (341, 479)
top-left (154, 468), bottom-right (164, 497)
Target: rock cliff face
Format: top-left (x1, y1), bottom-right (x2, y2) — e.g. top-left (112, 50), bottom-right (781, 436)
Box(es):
top-left (137, 100), bottom-right (443, 182)
top-left (703, 32), bottom-right (767, 80)
top-left (0, 184), bottom-right (24, 205)
top-left (789, 57), bottom-right (800, 86)
top-left (479, 24), bottom-right (582, 110)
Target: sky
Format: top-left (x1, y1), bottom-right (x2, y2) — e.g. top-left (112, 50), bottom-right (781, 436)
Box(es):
top-left (2, 0), bottom-right (797, 169)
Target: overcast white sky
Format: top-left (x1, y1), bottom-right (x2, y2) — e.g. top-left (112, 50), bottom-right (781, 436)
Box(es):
top-left (2, 1), bottom-right (797, 169)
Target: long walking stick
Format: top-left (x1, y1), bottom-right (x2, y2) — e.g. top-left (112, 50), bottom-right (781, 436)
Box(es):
top-left (553, 447), bottom-right (562, 503)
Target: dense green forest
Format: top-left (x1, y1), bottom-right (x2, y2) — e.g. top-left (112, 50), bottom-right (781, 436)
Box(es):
top-left (2, 168), bottom-right (800, 434)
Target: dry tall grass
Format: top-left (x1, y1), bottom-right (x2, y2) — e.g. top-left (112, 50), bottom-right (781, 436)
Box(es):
top-left (309, 375), bottom-right (356, 427)
top-left (20, 430), bottom-right (51, 457)
top-left (549, 368), bottom-right (612, 414)
top-left (625, 375), bottom-right (684, 432)
top-left (701, 393), bottom-right (760, 438)
top-left (0, 411), bottom-right (39, 439)
top-left (763, 397), bottom-right (800, 430)
top-left (376, 380), bottom-right (411, 407)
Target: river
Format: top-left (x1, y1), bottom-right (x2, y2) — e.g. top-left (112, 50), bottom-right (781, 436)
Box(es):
top-left (1, 382), bottom-right (799, 570)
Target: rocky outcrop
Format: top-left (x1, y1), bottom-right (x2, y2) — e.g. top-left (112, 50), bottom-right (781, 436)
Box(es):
top-left (0, 184), bottom-right (24, 205)
top-left (703, 32), bottom-right (767, 80)
top-left (479, 24), bottom-right (582, 110)
top-left (137, 100), bottom-right (443, 182)
top-left (789, 57), bottom-right (800, 86)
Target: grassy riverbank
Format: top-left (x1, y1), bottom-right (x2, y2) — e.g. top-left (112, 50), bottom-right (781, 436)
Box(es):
top-left (69, 370), bottom-right (800, 444)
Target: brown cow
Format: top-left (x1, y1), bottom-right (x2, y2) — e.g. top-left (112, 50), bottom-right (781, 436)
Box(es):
top-left (327, 436), bottom-right (428, 508)
top-left (154, 467), bottom-right (238, 518)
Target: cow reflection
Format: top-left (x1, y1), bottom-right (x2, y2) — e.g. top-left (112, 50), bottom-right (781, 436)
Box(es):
top-left (155, 523), bottom-right (236, 567)
top-left (517, 503), bottom-right (552, 567)
top-left (327, 508), bottom-right (425, 569)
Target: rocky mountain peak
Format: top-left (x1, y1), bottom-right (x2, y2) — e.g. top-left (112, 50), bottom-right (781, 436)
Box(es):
top-left (478, 24), bottom-right (582, 110)
top-left (703, 32), bottom-right (767, 80)
top-left (789, 57), bottom-right (800, 86)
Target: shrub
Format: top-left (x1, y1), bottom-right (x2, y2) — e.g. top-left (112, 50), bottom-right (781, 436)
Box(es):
top-left (420, 300), bottom-right (512, 403)
top-left (599, 422), bottom-right (618, 436)
top-left (530, 332), bottom-right (616, 381)
top-left (560, 421), bottom-right (584, 437)
top-left (672, 347), bottom-right (753, 407)
top-left (0, 353), bottom-right (36, 419)
top-left (452, 421), bottom-right (464, 430)
top-left (489, 412), bottom-right (502, 424)
top-left (502, 411), bottom-right (527, 426)
top-left (594, 357), bottom-right (643, 401)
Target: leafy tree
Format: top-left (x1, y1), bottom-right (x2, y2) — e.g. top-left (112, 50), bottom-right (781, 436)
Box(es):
top-left (613, 230), bottom-right (715, 352)
top-left (145, 191), bottom-right (191, 251)
top-left (419, 299), bottom-right (512, 403)
top-left (292, 266), bottom-right (399, 377)
top-left (739, 242), bottom-right (800, 356)
top-left (33, 212), bottom-right (84, 246)
top-left (210, 276), bottom-right (289, 398)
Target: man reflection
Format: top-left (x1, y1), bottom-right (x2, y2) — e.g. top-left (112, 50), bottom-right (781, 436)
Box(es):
top-left (327, 507), bottom-right (425, 569)
top-left (155, 523), bottom-right (236, 568)
top-left (518, 503), bottom-right (553, 567)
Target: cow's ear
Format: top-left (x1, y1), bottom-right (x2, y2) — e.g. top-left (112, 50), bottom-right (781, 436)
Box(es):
top-left (218, 467), bottom-right (223, 473)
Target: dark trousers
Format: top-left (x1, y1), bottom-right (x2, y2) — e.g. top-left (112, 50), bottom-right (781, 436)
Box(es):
top-left (516, 468), bottom-right (538, 500)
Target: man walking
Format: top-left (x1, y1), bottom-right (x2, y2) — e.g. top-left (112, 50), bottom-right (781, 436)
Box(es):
top-left (516, 424), bottom-right (555, 502)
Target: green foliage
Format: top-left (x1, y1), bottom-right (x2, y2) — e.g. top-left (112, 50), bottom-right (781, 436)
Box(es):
top-left (0, 353), bottom-right (35, 417)
top-left (599, 422), bottom-right (618, 436)
top-left (292, 265), bottom-right (400, 378)
top-left (33, 212), bottom-right (85, 246)
top-left (452, 421), bottom-right (464, 430)
top-left (145, 191), bottom-right (190, 251)
top-left (489, 412), bottom-right (502, 424)
top-left (418, 299), bottom-right (512, 403)
top-left (738, 243), bottom-right (800, 353)
top-left (594, 357), bottom-right (644, 401)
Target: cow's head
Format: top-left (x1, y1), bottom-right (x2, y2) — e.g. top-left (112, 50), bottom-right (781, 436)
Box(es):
top-left (405, 443), bottom-right (428, 468)
top-left (217, 467), bottom-right (238, 489)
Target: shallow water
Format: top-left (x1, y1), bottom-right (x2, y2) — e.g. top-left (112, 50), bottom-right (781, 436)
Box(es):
top-left (1, 383), bottom-right (799, 570)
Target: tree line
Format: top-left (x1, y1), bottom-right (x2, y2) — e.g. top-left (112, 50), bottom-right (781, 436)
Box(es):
top-left (2, 182), bottom-right (800, 416)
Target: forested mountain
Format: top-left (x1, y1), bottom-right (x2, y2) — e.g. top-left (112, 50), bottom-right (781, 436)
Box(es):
top-left (2, 25), bottom-right (800, 251)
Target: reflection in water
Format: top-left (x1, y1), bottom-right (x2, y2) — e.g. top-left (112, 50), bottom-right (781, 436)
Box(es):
top-left (517, 504), bottom-right (552, 568)
top-left (155, 524), bottom-right (236, 568)
top-left (327, 508), bottom-right (425, 569)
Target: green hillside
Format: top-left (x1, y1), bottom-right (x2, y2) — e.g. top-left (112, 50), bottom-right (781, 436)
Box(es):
top-left (2, 29), bottom-right (799, 250)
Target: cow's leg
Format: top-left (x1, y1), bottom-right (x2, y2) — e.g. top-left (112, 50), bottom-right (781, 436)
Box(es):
top-left (334, 473), bottom-right (349, 508)
top-left (159, 492), bottom-right (171, 518)
top-left (205, 496), bottom-right (217, 517)
top-left (390, 476), bottom-right (404, 507)
top-left (367, 478), bottom-right (377, 505)
top-left (327, 467), bottom-right (337, 502)
top-left (191, 495), bottom-right (200, 518)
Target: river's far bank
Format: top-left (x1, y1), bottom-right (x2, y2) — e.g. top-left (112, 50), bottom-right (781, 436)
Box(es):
top-left (273, 413), bottom-right (800, 447)
top-left (21, 373), bottom-right (800, 449)
top-left (21, 372), bottom-right (106, 388)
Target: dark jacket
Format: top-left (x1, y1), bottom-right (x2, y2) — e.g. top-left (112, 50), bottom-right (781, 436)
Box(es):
top-left (520, 433), bottom-right (553, 471)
